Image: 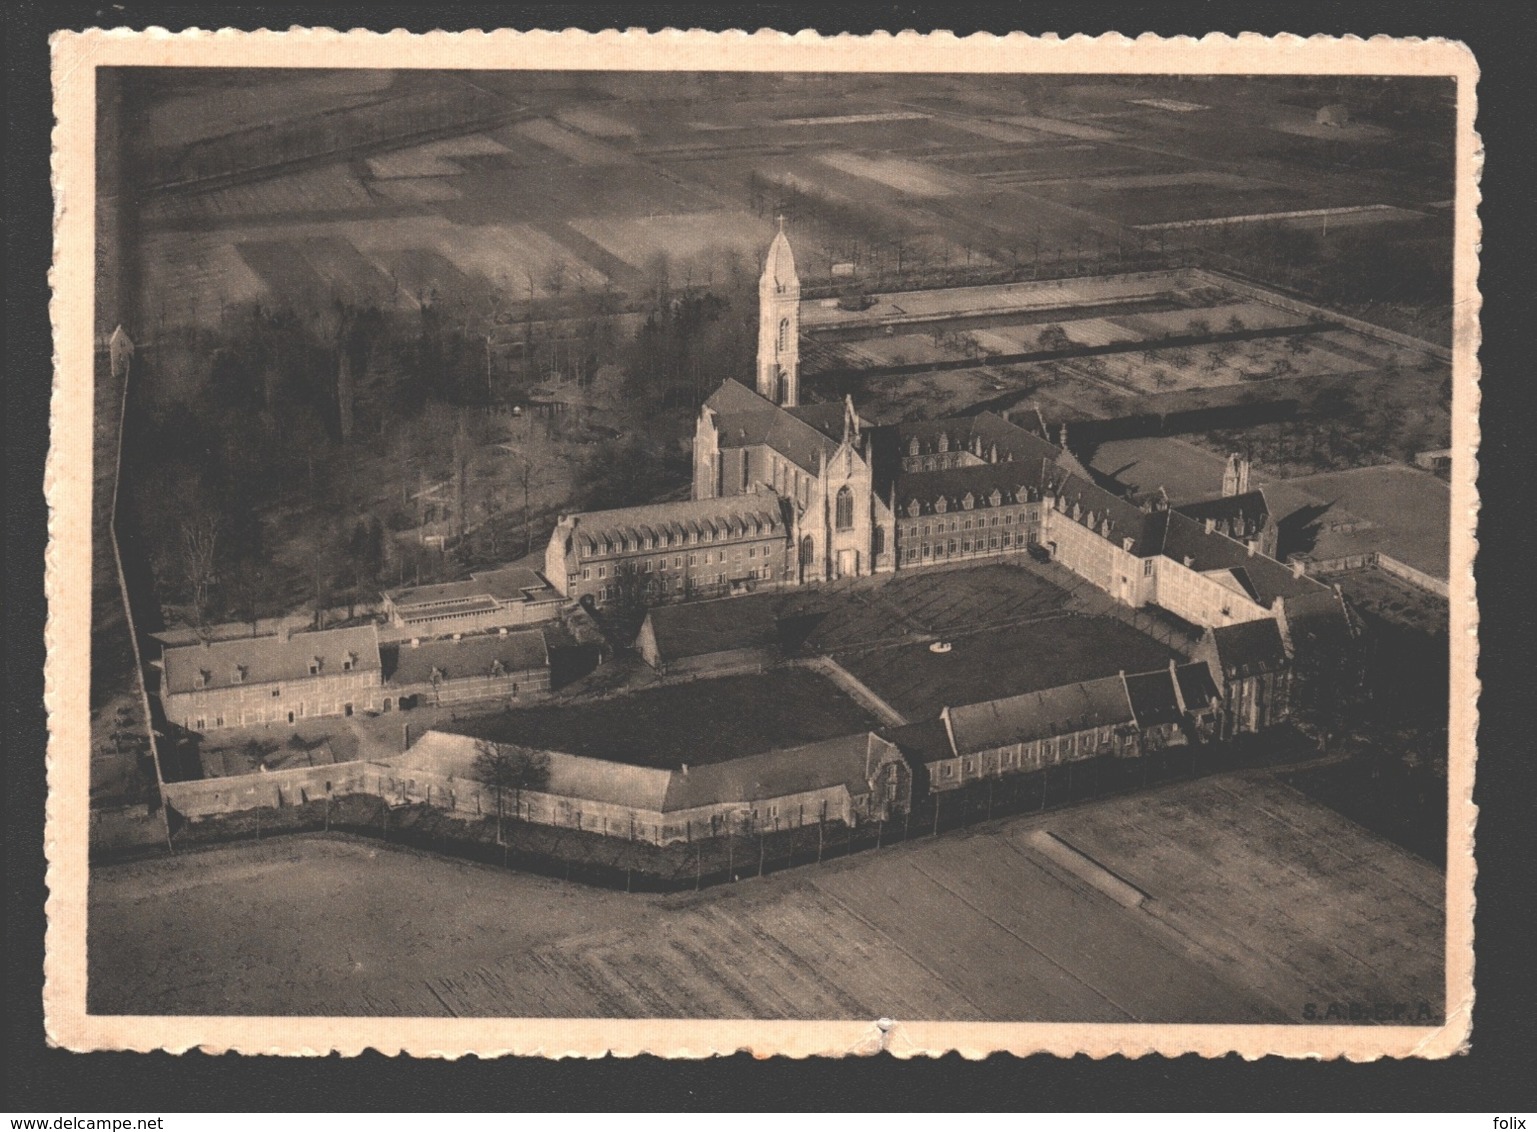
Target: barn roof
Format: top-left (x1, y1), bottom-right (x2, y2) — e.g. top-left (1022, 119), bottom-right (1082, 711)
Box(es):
top-left (392, 729), bottom-right (894, 815)
top-left (662, 732), bottom-right (892, 812)
top-left (384, 629), bottom-right (549, 686)
top-left (944, 674), bottom-right (1135, 756)
top-left (162, 625), bottom-right (381, 695)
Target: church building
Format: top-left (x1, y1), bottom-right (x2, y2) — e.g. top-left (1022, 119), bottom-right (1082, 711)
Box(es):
top-left (545, 228), bottom-right (1354, 667)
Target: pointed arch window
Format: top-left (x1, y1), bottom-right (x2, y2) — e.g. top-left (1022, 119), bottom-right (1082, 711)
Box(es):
top-left (835, 486), bottom-right (855, 531)
top-left (778, 318), bottom-right (790, 353)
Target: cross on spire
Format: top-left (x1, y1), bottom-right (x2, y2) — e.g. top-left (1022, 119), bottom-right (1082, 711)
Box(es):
top-left (777, 213), bottom-right (786, 233)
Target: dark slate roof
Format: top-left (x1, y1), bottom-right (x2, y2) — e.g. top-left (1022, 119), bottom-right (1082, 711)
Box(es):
top-left (643, 595), bottom-right (781, 663)
top-left (1124, 668), bottom-right (1183, 729)
top-left (384, 629), bottom-right (549, 685)
top-left (1175, 661), bottom-right (1222, 707)
top-left (1174, 489), bottom-right (1272, 529)
top-left (663, 732), bottom-right (893, 811)
top-left (1210, 618), bottom-right (1289, 677)
top-left (568, 492), bottom-right (788, 554)
top-left (785, 399), bottom-right (857, 440)
top-left (897, 411), bottom-right (1061, 466)
top-left (707, 380), bottom-right (844, 476)
top-left (944, 674), bottom-right (1135, 756)
top-left (879, 717), bottom-right (954, 763)
top-left (1283, 587), bottom-right (1359, 658)
top-left (894, 459), bottom-right (1054, 516)
top-left (1155, 511), bottom-right (1322, 604)
top-left (1049, 472), bottom-right (1164, 555)
top-left (162, 625), bottom-right (381, 695)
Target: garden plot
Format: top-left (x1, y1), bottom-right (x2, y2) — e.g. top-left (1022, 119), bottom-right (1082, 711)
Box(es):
top-left (143, 70), bottom-right (397, 150)
top-left (815, 152), bottom-right (965, 197)
top-left (942, 119), bottom-right (1048, 144)
top-left (511, 118), bottom-right (633, 165)
top-left (1082, 171), bottom-right (1262, 191)
top-left (570, 210), bottom-right (776, 271)
top-left (139, 230), bottom-right (268, 328)
top-left (141, 162), bottom-right (378, 225)
top-left (365, 134), bottom-right (511, 178)
top-left (554, 105), bottom-right (642, 138)
top-left (1108, 301), bottom-right (1308, 338)
top-left (369, 178), bottom-right (461, 204)
top-left (1000, 115), bottom-right (1124, 141)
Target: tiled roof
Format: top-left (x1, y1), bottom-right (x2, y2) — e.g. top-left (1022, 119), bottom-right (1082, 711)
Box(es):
top-left (384, 629), bottom-right (549, 686)
top-left (662, 732), bottom-right (890, 812)
top-left (1124, 668), bottom-right (1183, 729)
top-left (894, 459), bottom-right (1054, 516)
top-left (1157, 510), bottom-right (1321, 604)
top-left (1175, 661), bottom-right (1222, 707)
top-left (1050, 471), bottom-right (1164, 555)
top-left (879, 717), bottom-right (953, 763)
top-left (162, 625), bottom-right (381, 695)
top-left (391, 728), bottom-right (892, 815)
top-left (785, 400), bottom-right (857, 440)
top-left (1175, 489), bottom-right (1272, 529)
top-left (566, 492), bottom-right (788, 554)
top-left (944, 674), bottom-right (1135, 755)
top-left (1210, 618), bottom-right (1289, 676)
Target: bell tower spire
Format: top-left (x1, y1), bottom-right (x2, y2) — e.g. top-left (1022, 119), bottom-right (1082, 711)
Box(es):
top-left (757, 221), bottom-right (801, 407)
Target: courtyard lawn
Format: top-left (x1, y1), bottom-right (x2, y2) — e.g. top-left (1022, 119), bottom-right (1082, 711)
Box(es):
top-left (448, 667), bottom-right (878, 768)
top-left (839, 612), bottom-right (1178, 720)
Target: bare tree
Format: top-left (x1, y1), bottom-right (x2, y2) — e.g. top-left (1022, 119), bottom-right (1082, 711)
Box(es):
top-left (472, 739), bottom-right (552, 839)
top-left (509, 450), bottom-right (550, 556)
top-left (179, 513), bottom-right (220, 633)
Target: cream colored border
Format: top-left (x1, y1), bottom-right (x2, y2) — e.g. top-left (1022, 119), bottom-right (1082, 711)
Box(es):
top-left (45, 28), bottom-right (1480, 1060)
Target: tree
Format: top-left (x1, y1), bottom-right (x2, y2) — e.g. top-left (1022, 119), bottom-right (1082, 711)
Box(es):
top-left (472, 740), bottom-right (552, 839)
top-left (179, 512), bottom-right (220, 633)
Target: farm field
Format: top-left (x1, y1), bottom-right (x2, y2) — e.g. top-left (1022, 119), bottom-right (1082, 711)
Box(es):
top-left (87, 771), bottom-right (1445, 1019)
top-left (449, 668), bottom-right (879, 768)
top-left (125, 72), bottom-right (1454, 342)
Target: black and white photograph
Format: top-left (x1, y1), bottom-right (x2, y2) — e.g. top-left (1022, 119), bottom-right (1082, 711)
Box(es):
top-left (47, 29), bottom-right (1478, 1059)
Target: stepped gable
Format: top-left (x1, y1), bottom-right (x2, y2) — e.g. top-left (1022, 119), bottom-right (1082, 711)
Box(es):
top-left (566, 492), bottom-right (789, 555)
top-left (162, 625), bottom-right (381, 695)
top-left (944, 674), bottom-right (1136, 756)
top-left (662, 732), bottom-right (892, 812)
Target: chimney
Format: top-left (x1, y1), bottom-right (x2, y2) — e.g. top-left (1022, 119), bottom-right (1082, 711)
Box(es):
top-left (1291, 558), bottom-right (1306, 578)
top-left (1204, 517), bottom-right (1215, 535)
top-left (410, 637), bottom-right (420, 648)
top-left (680, 762), bottom-right (689, 776)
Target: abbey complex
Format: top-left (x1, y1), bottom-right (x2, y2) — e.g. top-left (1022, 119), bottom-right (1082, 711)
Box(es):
top-left (546, 227), bottom-right (1344, 641)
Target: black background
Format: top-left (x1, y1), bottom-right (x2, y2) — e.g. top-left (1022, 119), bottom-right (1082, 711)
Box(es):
top-left (6, 0), bottom-right (1534, 1112)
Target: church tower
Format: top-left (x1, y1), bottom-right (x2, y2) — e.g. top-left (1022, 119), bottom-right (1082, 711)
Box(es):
top-left (757, 219), bottom-right (801, 407)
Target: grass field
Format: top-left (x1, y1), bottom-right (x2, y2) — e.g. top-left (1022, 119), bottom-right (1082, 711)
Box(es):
top-left (840, 616), bottom-right (1176, 720)
top-left (87, 771), bottom-right (1445, 1019)
top-left (450, 668), bottom-right (878, 767)
top-left (1287, 465), bottom-right (1450, 579)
